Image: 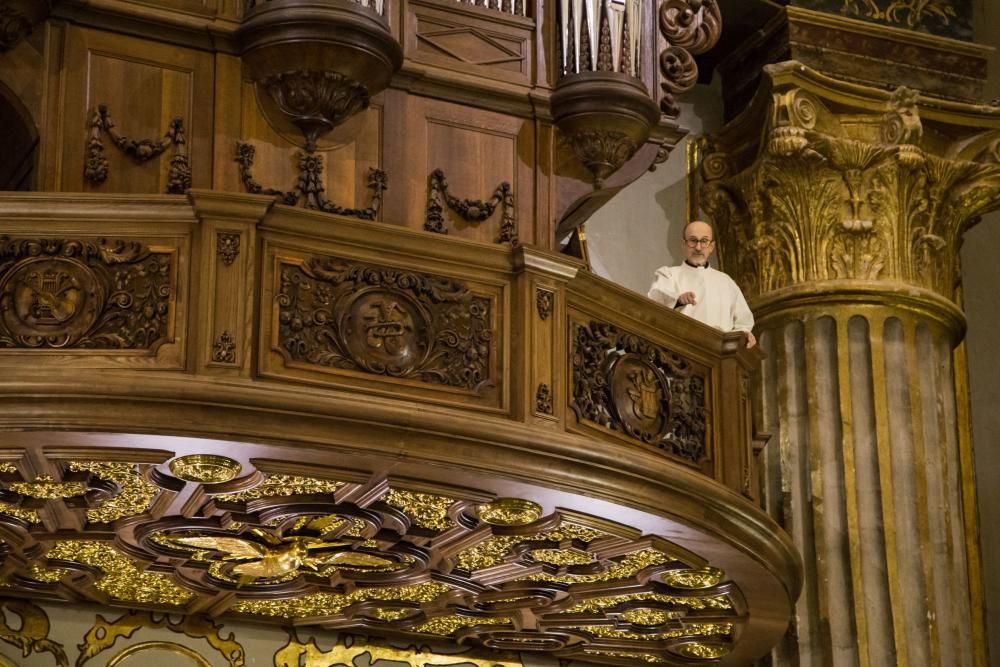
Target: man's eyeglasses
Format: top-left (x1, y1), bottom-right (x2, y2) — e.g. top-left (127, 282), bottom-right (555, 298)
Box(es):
top-left (685, 237), bottom-right (714, 248)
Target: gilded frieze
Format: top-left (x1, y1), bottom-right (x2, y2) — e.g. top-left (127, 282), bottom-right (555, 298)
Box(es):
top-left (570, 320), bottom-right (709, 465)
top-left (0, 238), bottom-right (174, 350)
top-left (276, 257), bottom-right (494, 391)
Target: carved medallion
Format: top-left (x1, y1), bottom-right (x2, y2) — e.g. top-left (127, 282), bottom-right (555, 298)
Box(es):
top-left (341, 289), bottom-right (430, 372)
top-left (571, 321), bottom-right (709, 465)
top-left (608, 353), bottom-right (671, 441)
top-left (277, 257), bottom-right (493, 391)
top-left (0, 238), bottom-right (173, 349)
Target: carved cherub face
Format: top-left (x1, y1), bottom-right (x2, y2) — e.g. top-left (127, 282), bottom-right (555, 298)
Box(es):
top-left (683, 220), bottom-right (716, 265)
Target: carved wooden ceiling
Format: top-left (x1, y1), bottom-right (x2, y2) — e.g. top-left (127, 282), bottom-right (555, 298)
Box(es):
top-left (0, 435), bottom-right (746, 666)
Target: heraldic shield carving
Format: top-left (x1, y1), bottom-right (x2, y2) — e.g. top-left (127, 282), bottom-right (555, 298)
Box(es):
top-left (571, 321), bottom-right (709, 466)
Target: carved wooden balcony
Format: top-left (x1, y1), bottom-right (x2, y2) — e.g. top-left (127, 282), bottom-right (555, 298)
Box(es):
top-left (0, 191), bottom-right (800, 666)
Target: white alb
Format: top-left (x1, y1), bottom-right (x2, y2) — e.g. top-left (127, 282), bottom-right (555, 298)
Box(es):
top-left (647, 263), bottom-right (754, 334)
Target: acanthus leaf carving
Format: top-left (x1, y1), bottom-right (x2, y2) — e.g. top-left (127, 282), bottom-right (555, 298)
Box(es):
top-left (571, 320), bottom-right (709, 466)
top-left (0, 237), bottom-right (173, 350)
top-left (699, 84), bottom-right (1000, 300)
top-left (277, 257), bottom-right (494, 392)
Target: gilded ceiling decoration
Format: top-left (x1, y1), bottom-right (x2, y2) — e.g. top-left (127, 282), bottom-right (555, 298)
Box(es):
top-left (0, 460), bottom-right (744, 665)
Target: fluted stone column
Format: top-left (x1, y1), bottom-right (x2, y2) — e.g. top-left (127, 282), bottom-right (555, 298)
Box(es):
top-left (698, 62), bottom-right (1000, 666)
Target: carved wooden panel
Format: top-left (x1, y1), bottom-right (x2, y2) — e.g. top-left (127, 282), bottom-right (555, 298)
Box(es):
top-left (566, 314), bottom-right (713, 473)
top-left (0, 234), bottom-right (187, 369)
top-left (238, 80), bottom-right (384, 216)
top-left (391, 97), bottom-right (534, 245)
top-left (55, 26), bottom-right (215, 193)
top-left (407, 0), bottom-right (533, 83)
top-left (260, 241), bottom-right (505, 410)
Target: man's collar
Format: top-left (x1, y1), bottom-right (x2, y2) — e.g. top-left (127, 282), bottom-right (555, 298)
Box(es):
top-left (684, 260), bottom-right (708, 269)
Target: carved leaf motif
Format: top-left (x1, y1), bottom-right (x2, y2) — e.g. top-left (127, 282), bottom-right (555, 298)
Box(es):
top-left (277, 258), bottom-right (494, 391)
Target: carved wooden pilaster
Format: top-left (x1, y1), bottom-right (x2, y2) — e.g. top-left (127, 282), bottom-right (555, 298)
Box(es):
top-left (697, 62), bottom-right (1000, 667)
top-left (190, 190), bottom-right (275, 377)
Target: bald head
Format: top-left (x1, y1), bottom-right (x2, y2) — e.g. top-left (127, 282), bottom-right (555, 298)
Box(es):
top-left (682, 220), bottom-right (715, 265)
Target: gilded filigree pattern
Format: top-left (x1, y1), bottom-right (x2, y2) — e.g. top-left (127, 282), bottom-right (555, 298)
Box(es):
top-left (9, 475), bottom-right (88, 499)
top-left (523, 549), bottom-right (671, 584)
top-left (383, 489), bottom-right (455, 530)
top-left (456, 522), bottom-right (606, 571)
top-left (215, 474), bottom-right (344, 502)
top-left (46, 540), bottom-right (192, 605)
top-left (574, 622), bottom-right (733, 640)
top-left (565, 592), bottom-right (733, 612)
top-left (68, 462), bottom-right (159, 524)
top-left (412, 615), bottom-right (513, 636)
top-left (231, 582), bottom-right (451, 618)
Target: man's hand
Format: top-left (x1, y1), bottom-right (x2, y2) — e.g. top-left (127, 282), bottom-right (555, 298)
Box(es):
top-left (677, 291), bottom-right (697, 305)
top-left (744, 331), bottom-right (757, 349)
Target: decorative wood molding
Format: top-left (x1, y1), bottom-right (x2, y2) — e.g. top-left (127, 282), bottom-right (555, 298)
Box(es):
top-left (212, 331), bottom-right (236, 363)
top-left (424, 169), bottom-right (517, 244)
top-left (83, 105), bottom-right (191, 194)
top-left (535, 382), bottom-right (553, 414)
top-left (235, 142), bottom-right (385, 221)
top-left (535, 288), bottom-right (553, 320)
top-left (657, 0), bottom-right (722, 117)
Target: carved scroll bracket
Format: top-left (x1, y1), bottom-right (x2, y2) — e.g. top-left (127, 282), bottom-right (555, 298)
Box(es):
top-left (424, 169), bottom-right (517, 245)
top-left (657, 0), bottom-right (722, 118)
top-left (235, 142), bottom-right (385, 221)
top-left (84, 105), bottom-right (191, 194)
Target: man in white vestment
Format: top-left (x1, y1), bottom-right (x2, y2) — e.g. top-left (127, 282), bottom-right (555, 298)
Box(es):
top-left (647, 220), bottom-right (756, 348)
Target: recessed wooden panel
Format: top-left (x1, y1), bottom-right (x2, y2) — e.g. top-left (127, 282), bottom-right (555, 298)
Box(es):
top-left (407, 0), bottom-right (533, 83)
top-left (57, 26), bottom-right (215, 194)
top-left (259, 237), bottom-right (507, 412)
top-left (397, 97), bottom-right (534, 244)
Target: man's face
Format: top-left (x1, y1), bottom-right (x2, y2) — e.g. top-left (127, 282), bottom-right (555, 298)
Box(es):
top-left (683, 221), bottom-right (715, 265)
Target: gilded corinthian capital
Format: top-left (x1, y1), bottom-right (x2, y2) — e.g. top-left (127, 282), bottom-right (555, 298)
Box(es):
top-left (697, 61), bottom-right (1000, 304)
